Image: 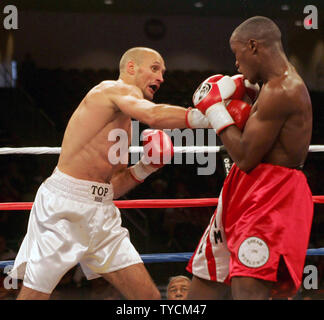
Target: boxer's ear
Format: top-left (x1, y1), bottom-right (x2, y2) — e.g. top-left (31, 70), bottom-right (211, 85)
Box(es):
top-left (126, 61), bottom-right (136, 75)
top-left (248, 39), bottom-right (258, 54)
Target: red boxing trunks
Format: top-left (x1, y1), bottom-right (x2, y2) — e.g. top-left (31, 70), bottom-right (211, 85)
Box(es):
top-left (187, 163), bottom-right (314, 296)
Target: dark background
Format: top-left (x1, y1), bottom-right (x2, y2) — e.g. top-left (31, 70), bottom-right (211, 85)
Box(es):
top-left (0, 0), bottom-right (323, 299)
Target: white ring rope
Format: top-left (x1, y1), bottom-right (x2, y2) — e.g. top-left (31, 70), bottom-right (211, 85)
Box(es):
top-left (0, 147), bottom-right (62, 155)
top-left (0, 145), bottom-right (323, 155)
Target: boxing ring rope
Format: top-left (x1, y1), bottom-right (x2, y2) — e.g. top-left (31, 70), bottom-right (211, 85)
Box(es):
top-left (1, 145), bottom-right (324, 155)
top-left (1, 196), bottom-right (324, 211)
top-left (1, 145), bottom-right (324, 270)
top-left (0, 197), bottom-right (324, 270)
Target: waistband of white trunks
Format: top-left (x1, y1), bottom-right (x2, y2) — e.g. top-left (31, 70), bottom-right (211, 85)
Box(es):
top-left (43, 167), bottom-right (114, 204)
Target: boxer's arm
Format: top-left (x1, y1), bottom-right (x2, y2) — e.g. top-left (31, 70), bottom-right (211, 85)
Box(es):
top-left (110, 166), bottom-right (141, 199)
top-left (111, 129), bottom-right (174, 199)
top-left (115, 93), bottom-right (188, 129)
top-left (219, 85), bottom-right (291, 172)
top-left (85, 83), bottom-right (209, 129)
top-left (111, 162), bottom-right (161, 199)
top-left (84, 84), bottom-right (187, 129)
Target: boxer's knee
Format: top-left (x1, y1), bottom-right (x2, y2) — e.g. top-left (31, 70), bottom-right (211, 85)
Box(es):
top-left (17, 285), bottom-right (51, 300)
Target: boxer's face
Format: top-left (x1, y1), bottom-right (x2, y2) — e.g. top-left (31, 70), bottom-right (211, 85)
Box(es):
top-left (134, 52), bottom-right (165, 100)
top-left (230, 38), bottom-right (258, 84)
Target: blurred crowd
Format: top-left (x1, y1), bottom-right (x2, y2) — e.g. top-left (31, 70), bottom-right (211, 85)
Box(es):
top-left (0, 56), bottom-right (323, 299)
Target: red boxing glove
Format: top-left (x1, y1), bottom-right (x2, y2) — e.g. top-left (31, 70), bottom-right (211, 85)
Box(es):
top-left (225, 99), bottom-right (252, 131)
top-left (202, 74), bottom-right (224, 83)
top-left (243, 79), bottom-right (260, 104)
top-left (129, 129), bottom-right (174, 183)
top-left (231, 74), bottom-right (260, 104)
top-left (230, 74), bottom-right (246, 100)
top-left (142, 129), bottom-right (174, 167)
top-left (199, 98), bottom-right (252, 134)
top-left (192, 75), bottom-right (237, 114)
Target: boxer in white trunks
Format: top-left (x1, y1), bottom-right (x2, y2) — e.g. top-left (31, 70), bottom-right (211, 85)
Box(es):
top-left (9, 47), bottom-right (212, 300)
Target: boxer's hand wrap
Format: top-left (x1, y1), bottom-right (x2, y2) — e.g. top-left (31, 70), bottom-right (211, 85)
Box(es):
top-left (129, 129), bottom-right (174, 183)
top-left (129, 160), bottom-right (159, 183)
top-left (206, 99), bottom-right (252, 134)
top-left (185, 107), bottom-right (210, 128)
top-left (204, 102), bottom-right (235, 134)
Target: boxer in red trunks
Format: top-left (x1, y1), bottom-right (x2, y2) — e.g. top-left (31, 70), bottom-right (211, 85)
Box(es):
top-left (186, 16), bottom-right (313, 299)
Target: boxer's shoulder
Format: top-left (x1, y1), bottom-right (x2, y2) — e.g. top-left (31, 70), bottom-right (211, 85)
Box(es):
top-left (83, 80), bottom-right (142, 110)
top-left (263, 69), bottom-right (305, 98)
top-left (91, 80), bottom-right (126, 96)
top-left (257, 72), bottom-right (310, 121)
top-left (259, 75), bottom-right (293, 105)
top-left (86, 80), bottom-right (137, 97)
top-left (109, 80), bottom-right (143, 99)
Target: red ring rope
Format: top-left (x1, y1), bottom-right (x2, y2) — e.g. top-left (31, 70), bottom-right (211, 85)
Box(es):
top-left (0, 196), bottom-right (323, 211)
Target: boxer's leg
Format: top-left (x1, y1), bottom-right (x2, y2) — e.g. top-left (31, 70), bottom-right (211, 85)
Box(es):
top-left (101, 263), bottom-right (161, 300)
top-left (17, 285), bottom-right (50, 300)
top-left (187, 275), bottom-right (231, 300)
top-left (231, 276), bottom-right (273, 300)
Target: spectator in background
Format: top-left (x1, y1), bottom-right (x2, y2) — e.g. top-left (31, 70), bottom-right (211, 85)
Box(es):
top-left (167, 275), bottom-right (191, 300)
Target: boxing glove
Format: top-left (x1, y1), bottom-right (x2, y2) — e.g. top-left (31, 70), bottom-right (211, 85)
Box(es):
top-left (129, 129), bottom-right (174, 183)
top-left (192, 75), bottom-right (236, 114)
top-left (230, 74), bottom-right (246, 100)
top-left (186, 74), bottom-right (224, 128)
top-left (231, 74), bottom-right (260, 104)
top-left (192, 75), bottom-right (237, 134)
top-left (185, 107), bottom-right (210, 128)
top-left (195, 98), bottom-right (252, 135)
top-left (202, 74), bottom-right (224, 83)
top-left (225, 99), bottom-right (252, 131)
top-left (243, 78), bottom-right (260, 104)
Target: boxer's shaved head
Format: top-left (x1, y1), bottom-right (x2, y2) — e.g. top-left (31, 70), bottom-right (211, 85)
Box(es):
top-left (229, 16), bottom-right (285, 84)
top-left (231, 16), bottom-right (281, 46)
top-left (118, 46), bottom-right (165, 100)
top-left (119, 47), bottom-right (162, 73)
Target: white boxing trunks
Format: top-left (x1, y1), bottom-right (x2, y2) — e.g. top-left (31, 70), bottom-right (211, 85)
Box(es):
top-left (9, 167), bottom-right (143, 294)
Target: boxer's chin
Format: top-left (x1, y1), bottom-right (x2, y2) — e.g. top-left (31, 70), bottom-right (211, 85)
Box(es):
top-left (144, 88), bottom-right (154, 101)
top-left (245, 74), bottom-right (257, 85)
top-left (246, 71), bottom-right (259, 85)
